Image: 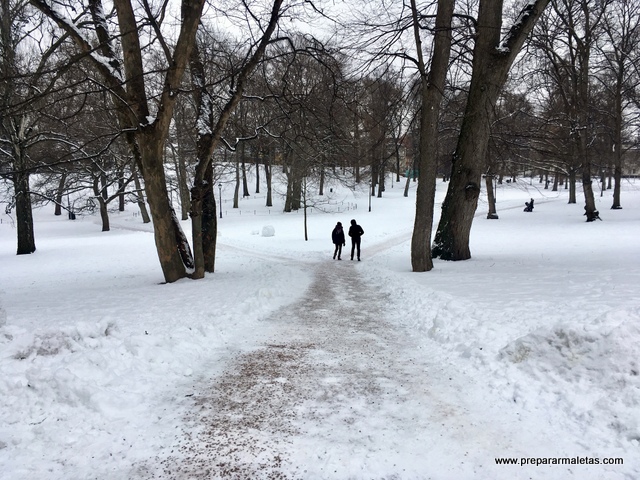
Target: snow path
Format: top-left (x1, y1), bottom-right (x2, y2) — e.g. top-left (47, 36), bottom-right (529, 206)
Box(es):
top-left (141, 259), bottom-right (425, 478)
top-left (138, 258), bottom-right (516, 479)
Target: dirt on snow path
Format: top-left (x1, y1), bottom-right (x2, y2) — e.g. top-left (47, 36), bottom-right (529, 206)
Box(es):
top-left (146, 256), bottom-right (504, 479)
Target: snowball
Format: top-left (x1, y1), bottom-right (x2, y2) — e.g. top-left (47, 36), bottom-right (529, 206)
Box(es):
top-left (261, 225), bottom-right (275, 237)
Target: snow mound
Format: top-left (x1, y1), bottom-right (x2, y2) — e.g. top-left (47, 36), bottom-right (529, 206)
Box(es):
top-left (500, 311), bottom-right (640, 443)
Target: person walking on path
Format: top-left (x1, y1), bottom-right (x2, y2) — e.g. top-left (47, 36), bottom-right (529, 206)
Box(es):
top-left (331, 222), bottom-right (346, 260)
top-left (348, 219), bottom-right (364, 261)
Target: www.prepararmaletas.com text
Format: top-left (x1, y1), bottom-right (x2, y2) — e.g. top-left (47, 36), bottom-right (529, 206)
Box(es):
top-left (495, 456), bottom-right (624, 466)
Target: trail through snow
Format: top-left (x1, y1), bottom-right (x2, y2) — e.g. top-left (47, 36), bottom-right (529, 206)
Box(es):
top-left (138, 256), bottom-right (517, 479)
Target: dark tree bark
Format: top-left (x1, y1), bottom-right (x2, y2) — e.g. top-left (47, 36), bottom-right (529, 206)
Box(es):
top-left (433, 0), bottom-right (550, 260)
top-left (118, 169), bottom-right (126, 211)
top-left (14, 161), bottom-right (36, 254)
top-left (410, 0), bottom-right (454, 272)
top-left (265, 159), bottom-right (273, 207)
top-left (485, 175), bottom-right (498, 219)
top-left (233, 159), bottom-right (240, 208)
top-left (93, 177), bottom-right (110, 232)
top-left (241, 156), bottom-right (250, 198)
top-left (201, 160), bottom-right (217, 273)
top-left (54, 174), bottom-right (66, 216)
top-left (255, 156), bottom-right (261, 194)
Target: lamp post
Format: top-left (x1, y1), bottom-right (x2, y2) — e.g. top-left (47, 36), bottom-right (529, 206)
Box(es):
top-left (218, 183), bottom-right (222, 218)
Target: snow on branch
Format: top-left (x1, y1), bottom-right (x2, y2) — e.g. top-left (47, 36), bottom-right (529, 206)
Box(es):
top-left (497, 0), bottom-right (550, 55)
top-left (30, 0), bottom-right (124, 84)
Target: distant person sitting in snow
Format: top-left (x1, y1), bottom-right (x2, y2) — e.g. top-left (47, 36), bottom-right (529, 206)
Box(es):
top-left (524, 198), bottom-right (534, 212)
top-left (332, 222), bottom-right (346, 260)
top-left (348, 219), bottom-right (364, 261)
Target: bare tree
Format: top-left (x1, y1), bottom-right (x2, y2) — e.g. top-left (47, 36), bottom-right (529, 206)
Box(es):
top-left (432, 0), bottom-right (551, 260)
top-left (597, 0), bottom-right (640, 209)
top-left (30, 0), bottom-right (206, 282)
top-left (187, 0), bottom-right (286, 278)
top-left (529, 0), bottom-right (607, 221)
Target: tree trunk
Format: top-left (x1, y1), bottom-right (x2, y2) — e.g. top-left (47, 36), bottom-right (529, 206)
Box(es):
top-left (202, 161), bottom-right (217, 272)
top-left (255, 156), bottom-right (260, 194)
top-left (132, 167), bottom-right (151, 223)
top-left (354, 105), bottom-right (361, 184)
top-left (175, 150), bottom-right (190, 220)
top-left (14, 166), bottom-right (36, 255)
top-left (303, 181), bottom-right (308, 241)
top-left (410, 0), bottom-right (454, 271)
top-left (568, 169), bottom-right (577, 203)
top-left (93, 176), bottom-right (110, 231)
top-left (233, 158), bottom-right (240, 208)
top-left (265, 159), bottom-right (273, 207)
top-left (139, 136), bottom-right (193, 282)
top-left (291, 173), bottom-right (302, 211)
top-left (118, 170), bottom-right (126, 211)
top-left (611, 89), bottom-right (623, 209)
top-left (241, 151), bottom-right (250, 198)
top-left (54, 173), bottom-right (66, 216)
top-left (485, 174), bottom-right (498, 219)
top-left (100, 172), bottom-right (108, 200)
top-left (582, 166), bottom-right (598, 221)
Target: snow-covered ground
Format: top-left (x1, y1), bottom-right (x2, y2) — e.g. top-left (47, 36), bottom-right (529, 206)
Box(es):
top-left (1, 173), bottom-right (638, 479)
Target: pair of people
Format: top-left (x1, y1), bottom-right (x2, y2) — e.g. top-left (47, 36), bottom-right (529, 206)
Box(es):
top-left (332, 219), bottom-right (364, 261)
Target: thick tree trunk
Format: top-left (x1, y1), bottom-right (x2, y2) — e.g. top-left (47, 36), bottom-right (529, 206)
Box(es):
top-left (568, 170), bottom-right (577, 202)
top-left (582, 167), bottom-right (598, 221)
top-left (291, 173), bottom-right (302, 211)
top-left (202, 161), bottom-right (217, 272)
top-left (139, 136), bottom-right (193, 282)
top-left (190, 167), bottom-right (216, 277)
top-left (410, 0), bottom-right (454, 271)
top-left (14, 168), bottom-right (36, 255)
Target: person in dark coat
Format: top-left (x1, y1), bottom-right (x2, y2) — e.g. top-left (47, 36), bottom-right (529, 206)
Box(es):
top-left (348, 219), bottom-right (364, 261)
top-left (331, 222), bottom-right (346, 260)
